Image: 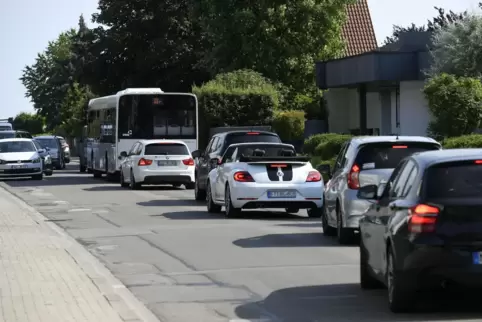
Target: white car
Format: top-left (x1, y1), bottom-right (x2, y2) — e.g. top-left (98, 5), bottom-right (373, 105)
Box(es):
top-left (207, 143), bottom-right (324, 217)
top-left (0, 138), bottom-right (44, 180)
top-left (119, 139), bottom-right (195, 189)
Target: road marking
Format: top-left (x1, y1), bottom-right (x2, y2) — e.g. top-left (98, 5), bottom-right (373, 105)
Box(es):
top-left (68, 208), bottom-right (91, 212)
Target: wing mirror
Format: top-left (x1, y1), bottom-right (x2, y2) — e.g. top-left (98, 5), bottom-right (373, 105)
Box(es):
top-left (317, 164), bottom-right (332, 178)
top-left (357, 184), bottom-right (378, 199)
top-left (191, 150), bottom-right (201, 158)
top-left (37, 149), bottom-right (46, 154)
top-left (118, 151), bottom-right (127, 160)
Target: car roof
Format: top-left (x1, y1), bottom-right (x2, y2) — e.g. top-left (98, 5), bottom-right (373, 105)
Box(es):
top-left (0, 138), bottom-right (33, 143)
top-left (34, 135), bottom-right (58, 139)
top-left (138, 139), bottom-right (188, 146)
top-left (412, 148), bottom-right (482, 167)
top-left (350, 135), bottom-right (439, 145)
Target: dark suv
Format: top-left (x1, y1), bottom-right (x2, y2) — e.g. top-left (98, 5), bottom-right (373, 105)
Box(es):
top-left (33, 135), bottom-right (65, 169)
top-left (191, 131), bottom-right (282, 200)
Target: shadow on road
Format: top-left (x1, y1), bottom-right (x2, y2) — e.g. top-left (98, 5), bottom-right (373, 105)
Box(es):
top-left (83, 185), bottom-right (126, 191)
top-left (234, 283), bottom-right (482, 322)
top-left (138, 199), bottom-right (198, 207)
top-left (232, 232), bottom-right (343, 248)
top-left (154, 211), bottom-right (224, 220)
top-left (3, 173), bottom-right (99, 187)
top-left (276, 222), bottom-right (321, 228)
top-left (157, 209), bottom-right (311, 221)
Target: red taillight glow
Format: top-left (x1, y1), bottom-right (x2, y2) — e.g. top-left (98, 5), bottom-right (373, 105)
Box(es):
top-left (247, 132), bottom-right (259, 135)
top-left (392, 145), bottom-right (407, 149)
top-left (138, 158), bottom-right (152, 166)
top-left (233, 171), bottom-right (254, 182)
top-left (475, 160), bottom-right (482, 164)
top-left (408, 204), bottom-right (439, 233)
top-left (347, 164), bottom-right (360, 189)
top-left (182, 158), bottom-right (194, 166)
top-left (270, 164), bottom-right (287, 168)
top-left (306, 170), bottom-right (321, 182)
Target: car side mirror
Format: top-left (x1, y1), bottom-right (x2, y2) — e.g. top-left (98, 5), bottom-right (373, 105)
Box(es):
top-left (357, 184), bottom-right (378, 199)
top-left (191, 150), bottom-right (201, 158)
top-left (38, 149), bottom-right (46, 154)
top-left (119, 151), bottom-right (127, 159)
top-left (210, 158), bottom-right (220, 167)
top-left (317, 164), bottom-right (332, 178)
top-left (45, 147), bottom-right (50, 151)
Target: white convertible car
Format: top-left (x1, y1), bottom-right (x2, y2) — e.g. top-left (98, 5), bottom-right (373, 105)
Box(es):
top-left (206, 143), bottom-right (324, 218)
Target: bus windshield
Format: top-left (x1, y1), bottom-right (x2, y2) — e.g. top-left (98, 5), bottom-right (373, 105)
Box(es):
top-left (118, 94), bottom-right (196, 139)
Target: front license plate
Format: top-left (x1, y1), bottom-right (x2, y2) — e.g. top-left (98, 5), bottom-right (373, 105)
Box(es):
top-left (157, 160), bottom-right (177, 166)
top-left (267, 190), bottom-right (296, 198)
top-left (11, 165), bottom-right (28, 169)
top-left (473, 252), bottom-right (482, 264)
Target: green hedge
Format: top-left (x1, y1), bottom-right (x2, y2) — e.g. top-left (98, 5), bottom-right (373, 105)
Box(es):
top-left (443, 134), bottom-right (482, 148)
top-left (272, 110), bottom-right (305, 141)
top-left (314, 134), bottom-right (351, 160)
top-left (304, 133), bottom-right (352, 155)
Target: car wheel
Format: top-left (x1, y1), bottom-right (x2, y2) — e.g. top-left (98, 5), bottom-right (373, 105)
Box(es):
top-left (387, 249), bottom-right (414, 312)
top-left (337, 206), bottom-right (355, 244)
top-left (80, 164), bottom-right (86, 173)
top-left (195, 176), bottom-right (206, 201)
top-left (321, 203), bottom-right (336, 236)
top-left (307, 207), bottom-right (322, 218)
top-left (224, 185), bottom-right (241, 218)
top-left (120, 171), bottom-right (128, 188)
top-left (45, 170), bottom-right (53, 176)
top-left (185, 182), bottom-right (195, 190)
top-left (31, 174), bottom-right (43, 180)
top-left (129, 170), bottom-right (141, 190)
top-left (206, 182), bottom-right (222, 213)
top-left (360, 237), bottom-right (384, 289)
top-left (61, 158), bottom-right (66, 169)
top-left (285, 208), bottom-right (299, 214)
top-left (93, 169), bottom-right (102, 178)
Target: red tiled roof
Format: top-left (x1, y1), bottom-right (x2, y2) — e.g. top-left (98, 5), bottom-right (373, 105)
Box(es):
top-left (342, 0), bottom-right (378, 57)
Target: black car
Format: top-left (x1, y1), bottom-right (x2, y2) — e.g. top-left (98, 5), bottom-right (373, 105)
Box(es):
top-left (33, 135), bottom-right (65, 169)
top-left (357, 148), bottom-right (482, 312)
top-left (32, 139), bottom-right (53, 176)
top-left (191, 130), bottom-right (282, 201)
top-left (0, 130), bottom-right (33, 139)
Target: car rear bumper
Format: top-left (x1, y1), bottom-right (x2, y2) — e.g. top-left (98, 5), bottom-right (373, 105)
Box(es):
top-left (137, 168), bottom-right (195, 184)
top-left (230, 182), bottom-right (323, 209)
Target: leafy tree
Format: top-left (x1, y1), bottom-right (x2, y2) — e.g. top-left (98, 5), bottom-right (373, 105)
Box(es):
top-left (429, 14), bottom-right (482, 78)
top-left (57, 83), bottom-right (94, 137)
top-left (193, 0), bottom-right (354, 91)
top-left (423, 73), bottom-right (482, 137)
top-left (12, 112), bottom-right (45, 134)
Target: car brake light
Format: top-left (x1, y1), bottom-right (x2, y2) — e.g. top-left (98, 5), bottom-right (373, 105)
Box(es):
top-left (270, 164), bottom-right (287, 168)
top-left (392, 145), bottom-right (407, 148)
top-left (233, 171), bottom-right (254, 182)
top-left (247, 132), bottom-right (259, 135)
top-left (306, 170), bottom-right (321, 182)
top-left (475, 160), bottom-right (482, 164)
top-left (347, 164), bottom-right (360, 189)
top-left (138, 158), bottom-right (152, 166)
top-left (182, 158), bottom-right (194, 166)
top-left (408, 204), bottom-right (439, 233)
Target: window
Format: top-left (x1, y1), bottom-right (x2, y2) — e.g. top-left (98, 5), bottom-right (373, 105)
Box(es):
top-left (401, 166), bottom-right (418, 197)
top-left (144, 143), bottom-right (189, 155)
top-left (224, 133), bottom-right (281, 146)
top-left (35, 138), bottom-right (58, 149)
top-left (100, 108), bottom-right (115, 143)
top-left (390, 160), bottom-right (415, 198)
top-left (0, 141), bottom-right (36, 153)
top-left (333, 142), bottom-right (349, 172)
top-left (209, 137), bottom-right (219, 154)
top-left (425, 161), bottom-right (482, 198)
top-left (128, 143), bottom-right (139, 156)
top-left (33, 141), bottom-right (43, 150)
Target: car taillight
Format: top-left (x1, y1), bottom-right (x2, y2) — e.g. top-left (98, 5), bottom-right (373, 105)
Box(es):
top-left (138, 158), bottom-right (152, 166)
top-left (233, 171), bottom-right (254, 182)
top-left (347, 164), bottom-right (360, 189)
top-left (182, 158), bottom-right (194, 166)
top-left (408, 204), bottom-right (439, 233)
top-left (247, 132), bottom-right (259, 135)
top-left (306, 170), bottom-right (321, 182)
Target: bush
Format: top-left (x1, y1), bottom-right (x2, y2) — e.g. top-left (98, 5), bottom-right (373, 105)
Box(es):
top-left (443, 134), bottom-right (482, 148)
top-left (314, 134), bottom-right (352, 160)
top-left (423, 73), bottom-right (482, 138)
top-left (272, 110), bottom-right (305, 141)
top-left (304, 133), bottom-right (351, 155)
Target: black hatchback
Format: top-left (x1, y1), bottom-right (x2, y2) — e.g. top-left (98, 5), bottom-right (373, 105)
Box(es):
top-left (357, 149), bottom-right (482, 312)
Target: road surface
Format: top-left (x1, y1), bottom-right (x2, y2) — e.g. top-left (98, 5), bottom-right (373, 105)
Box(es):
top-left (2, 163), bottom-right (482, 322)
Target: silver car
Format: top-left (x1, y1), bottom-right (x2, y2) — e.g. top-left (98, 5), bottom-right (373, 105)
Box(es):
top-left (320, 136), bottom-right (441, 244)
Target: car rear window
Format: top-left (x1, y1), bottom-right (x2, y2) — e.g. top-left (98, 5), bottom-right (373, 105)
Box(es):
top-left (0, 132), bottom-right (14, 139)
top-left (355, 142), bottom-right (440, 170)
top-left (425, 161), bottom-right (482, 198)
top-left (144, 143), bottom-right (189, 155)
top-left (226, 133), bottom-right (281, 146)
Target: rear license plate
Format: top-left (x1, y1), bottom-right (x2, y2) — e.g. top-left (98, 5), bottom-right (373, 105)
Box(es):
top-left (11, 165), bottom-right (28, 169)
top-left (157, 160), bottom-right (177, 166)
top-left (267, 190), bottom-right (296, 198)
top-left (473, 252), bottom-right (482, 264)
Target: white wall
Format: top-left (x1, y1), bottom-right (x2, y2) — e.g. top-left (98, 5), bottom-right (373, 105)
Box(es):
top-left (399, 81), bottom-right (432, 136)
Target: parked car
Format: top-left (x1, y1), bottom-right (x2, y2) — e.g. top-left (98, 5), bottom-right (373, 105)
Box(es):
top-left (119, 140), bottom-right (195, 189)
top-left (191, 130), bottom-right (282, 201)
top-left (0, 138), bottom-right (43, 180)
top-left (33, 135), bottom-right (65, 169)
top-left (357, 148), bottom-right (482, 312)
top-left (207, 142), bottom-right (324, 218)
top-left (0, 130), bottom-right (33, 139)
top-left (319, 136), bottom-right (442, 244)
top-left (32, 139), bottom-right (53, 176)
top-left (56, 136), bottom-right (70, 163)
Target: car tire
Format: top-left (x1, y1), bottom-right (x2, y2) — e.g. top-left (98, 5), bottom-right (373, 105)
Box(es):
top-left (185, 182), bottom-right (195, 190)
top-left (360, 237), bottom-right (384, 289)
top-left (31, 174), bottom-right (43, 180)
top-left (337, 206), bottom-right (355, 245)
top-left (285, 208), bottom-right (299, 214)
top-left (321, 203), bottom-right (336, 236)
top-left (120, 171), bottom-right (128, 188)
top-left (93, 169), bottom-right (102, 178)
top-left (61, 158), bottom-right (66, 169)
top-left (307, 207), bottom-right (322, 218)
top-left (45, 170), bottom-right (53, 176)
top-left (80, 164), bottom-right (86, 173)
top-left (129, 170), bottom-right (141, 190)
top-left (206, 181), bottom-right (222, 213)
top-left (387, 249), bottom-right (414, 313)
top-left (195, 176), bottom-right (206, 201)
top-left (225, 185), bottom-right (241, 218)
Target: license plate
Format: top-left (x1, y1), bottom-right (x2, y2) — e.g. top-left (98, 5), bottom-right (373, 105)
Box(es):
top-left (473, 252), bottom-right (482, 264)
top-left (11, 165), bottom-right (28, 169)
top-left (157, 160), bottom-right (177, 166)
top-left (267, 190), bottom-right (296, 198)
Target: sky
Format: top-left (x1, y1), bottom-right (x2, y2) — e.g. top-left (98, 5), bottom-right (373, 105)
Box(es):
top-left (1, 0), bottom-right (481, 120)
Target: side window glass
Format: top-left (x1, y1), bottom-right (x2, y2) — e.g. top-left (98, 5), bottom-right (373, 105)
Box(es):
top-left (401, 166), bottom-right (418, 197)
top-left (136, 144), bottom-right (143, 155)
top-left (222, 147), bottom-right (235, 163)
top-left (391, 161), bottom-right (414, 199)
top-left (128, 143), bottom-right (139, 155)
top-left (209, 137), bottom-right (219, 154)
top-left (333, 142), bottom-right (348, 172)
top-left (339, 143), bottom-right (351, 169)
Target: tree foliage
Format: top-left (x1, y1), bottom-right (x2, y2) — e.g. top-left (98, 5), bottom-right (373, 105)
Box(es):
top-left (12, 112), bottom-right (44, 134)
top-left (423, 73), bottom-right (482, 138)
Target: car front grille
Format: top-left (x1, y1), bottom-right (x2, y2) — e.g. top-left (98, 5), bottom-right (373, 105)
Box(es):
top-left (5, 160), bottom-right (32, 164)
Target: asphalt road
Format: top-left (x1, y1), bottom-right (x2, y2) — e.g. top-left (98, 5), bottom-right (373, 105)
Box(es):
top-left (2, 161), bottom-right (482, 322)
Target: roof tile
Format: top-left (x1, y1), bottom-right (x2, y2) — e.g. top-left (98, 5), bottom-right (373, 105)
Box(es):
top-left (342, 0), bottom-right (378, 57)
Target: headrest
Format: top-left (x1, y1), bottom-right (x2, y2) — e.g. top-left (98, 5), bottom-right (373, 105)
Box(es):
top-left (252, 149), bottom-right (265, 157)
top-left (279, 149), bottom-right (295, 156)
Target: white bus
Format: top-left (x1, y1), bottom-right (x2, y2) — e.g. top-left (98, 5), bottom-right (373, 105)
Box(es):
top-left (0, 120), bottom-right (13, 131)
top-left (84, 88), bottom-right (198, 177)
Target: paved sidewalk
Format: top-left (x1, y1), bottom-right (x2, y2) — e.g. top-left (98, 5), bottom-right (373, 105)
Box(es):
top-left (0, 186), bottom-right (157, 322)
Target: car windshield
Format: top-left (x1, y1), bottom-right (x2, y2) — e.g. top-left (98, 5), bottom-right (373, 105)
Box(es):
top-left (144, 143), bottom-right (189, 155)
top-left (0, 132), bottom-right (15, 139)
top-left (355, 142), bottom-right (440, 170)
top-left (0, 141), bottom-right (36, 153)
top-left (35, 138), bottom-right (58, 149)
top-left (425, 161), bottom-right (482, 198)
